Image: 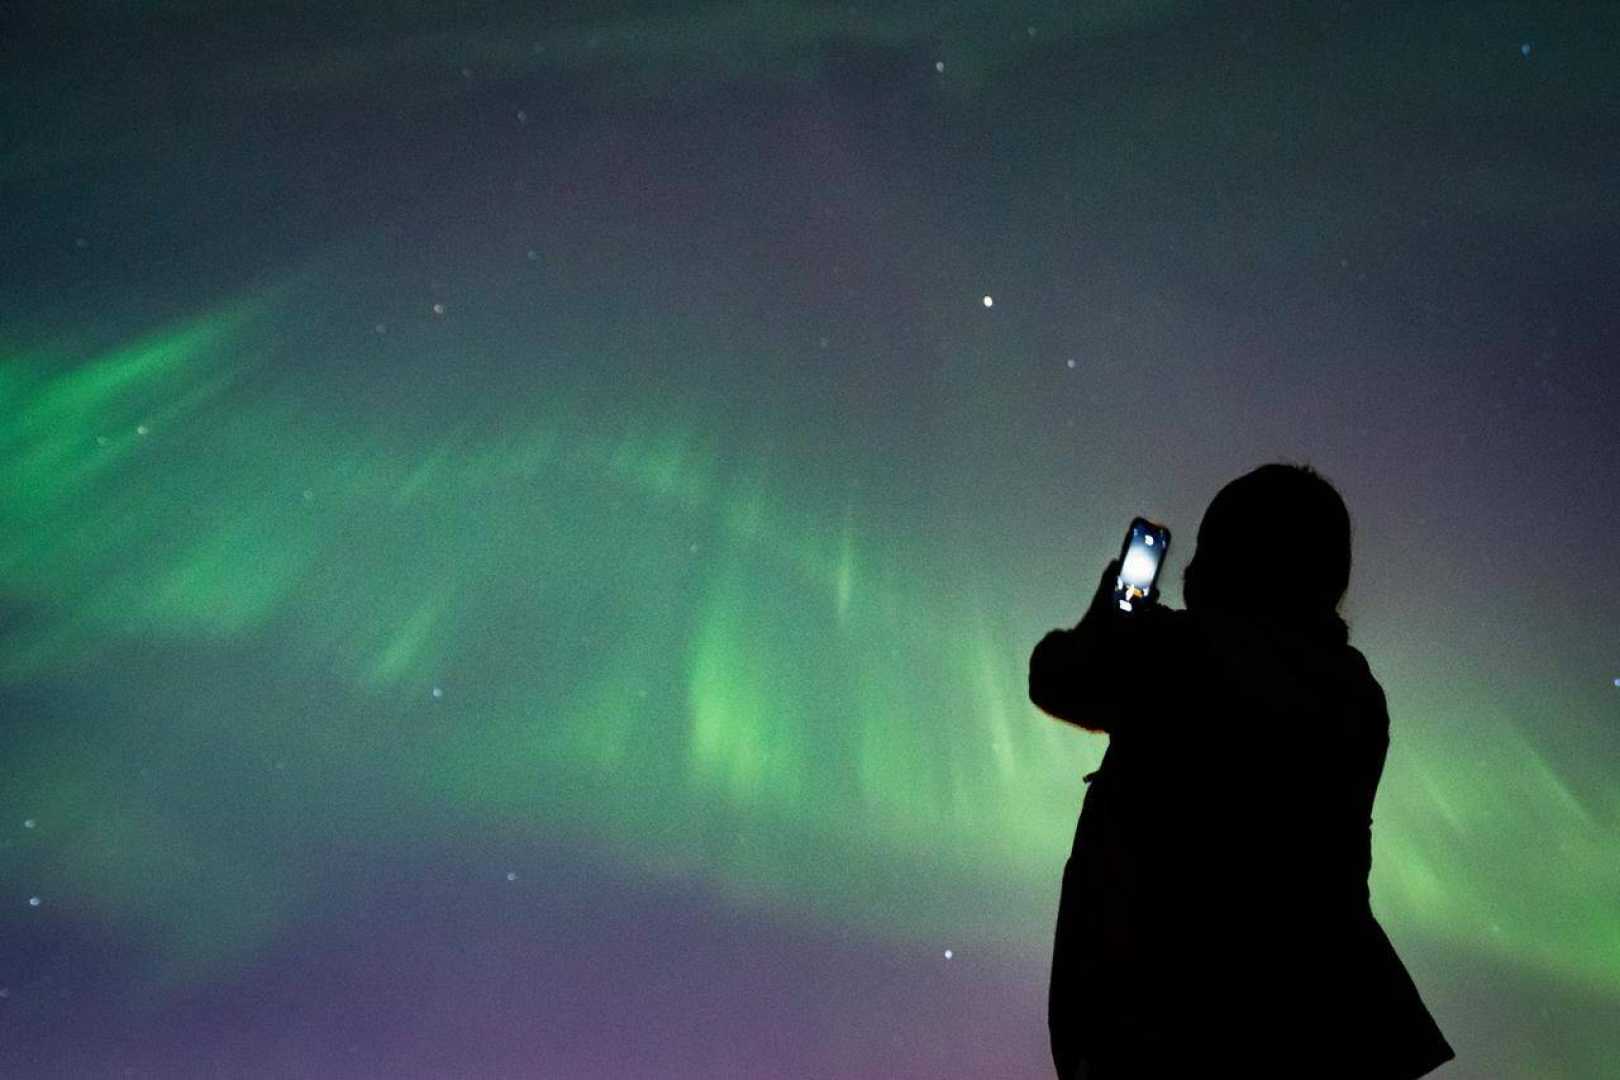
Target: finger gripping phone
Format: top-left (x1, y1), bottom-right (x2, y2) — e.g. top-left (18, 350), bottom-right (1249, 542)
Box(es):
top-left (1115, 517), bottom-right (1171, 613)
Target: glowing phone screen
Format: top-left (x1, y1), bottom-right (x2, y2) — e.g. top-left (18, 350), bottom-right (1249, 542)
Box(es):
top-left (1116, 519), bottom-right (1170, 612)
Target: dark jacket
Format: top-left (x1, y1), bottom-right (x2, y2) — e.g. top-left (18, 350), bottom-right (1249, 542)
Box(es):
top-left (1030, 584), bottom-right (1455, 1079)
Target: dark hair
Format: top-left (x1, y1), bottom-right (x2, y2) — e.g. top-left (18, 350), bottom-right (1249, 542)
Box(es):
top-left (1182, 463), bottom-right (1352, 618)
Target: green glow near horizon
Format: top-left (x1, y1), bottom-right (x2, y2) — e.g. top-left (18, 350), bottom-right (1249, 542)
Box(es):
top-left (1, 296), bottom-right (1616, 1004)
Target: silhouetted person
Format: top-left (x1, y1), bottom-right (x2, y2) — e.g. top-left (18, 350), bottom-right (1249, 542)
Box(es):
top-left (1030, 464), bottom-right (1455, 1079)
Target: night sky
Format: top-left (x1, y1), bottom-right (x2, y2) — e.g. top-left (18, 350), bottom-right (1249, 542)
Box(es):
top-left (3, 3), bottom-right (1618, 1077)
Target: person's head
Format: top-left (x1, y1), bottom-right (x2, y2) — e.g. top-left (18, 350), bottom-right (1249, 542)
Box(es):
top-left (1182, 463), bottom-right (1352, 619)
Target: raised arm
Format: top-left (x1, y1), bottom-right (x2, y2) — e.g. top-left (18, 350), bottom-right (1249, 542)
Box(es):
top-left (1029, 559), bottom-right (1172, 733)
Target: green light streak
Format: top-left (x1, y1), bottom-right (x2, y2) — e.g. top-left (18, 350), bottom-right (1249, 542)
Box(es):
top-left (1372, 695), bottom-right (1620, 995)
top-left (687, 559), bottom-right (809, 808)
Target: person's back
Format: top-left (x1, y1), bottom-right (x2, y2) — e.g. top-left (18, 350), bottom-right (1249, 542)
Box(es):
top-left (1031, 464), bottom-right (1454, 1079)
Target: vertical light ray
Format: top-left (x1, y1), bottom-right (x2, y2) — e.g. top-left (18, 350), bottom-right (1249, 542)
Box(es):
top-left (835, 502), bottom-right (856, 622)
top-left (685, 546), bottom-right (807, 810)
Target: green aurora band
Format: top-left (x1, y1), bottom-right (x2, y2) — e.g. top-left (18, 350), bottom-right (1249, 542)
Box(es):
top-left (2, 294), bottom-right (1616, 1011)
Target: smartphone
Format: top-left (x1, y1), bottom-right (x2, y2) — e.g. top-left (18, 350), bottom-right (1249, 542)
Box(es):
top-left (1114, 517), bottom-right (1171, 613)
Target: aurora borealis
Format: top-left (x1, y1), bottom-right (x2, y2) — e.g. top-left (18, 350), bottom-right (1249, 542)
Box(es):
top-left (3, 3), bottom-right (1618, 1077)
